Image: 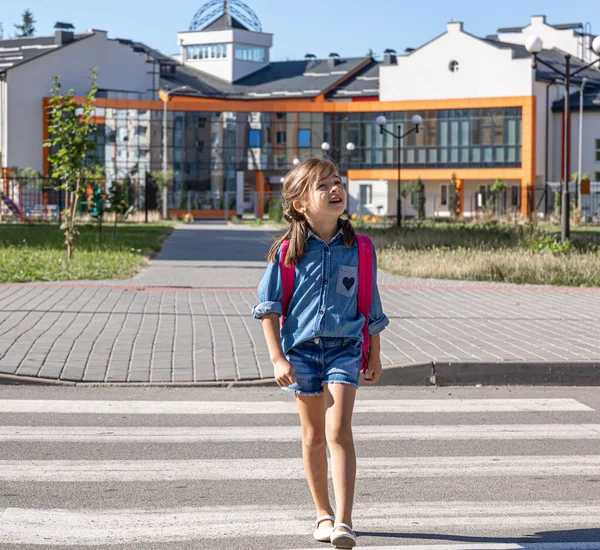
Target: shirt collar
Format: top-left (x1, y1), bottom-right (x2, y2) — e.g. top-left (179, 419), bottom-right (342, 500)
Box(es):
top-left (307, 225), bottom-right (344, 244)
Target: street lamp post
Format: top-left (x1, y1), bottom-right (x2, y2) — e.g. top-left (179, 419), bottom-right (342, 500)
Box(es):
top-left (376, 114), bottom-right (422, 227)
top-left (578, 77), bottom-right (588, 210)
top-left (525, 35), bottom-right (600, 242)
top-left (162, 85), bottom-right (188, 218)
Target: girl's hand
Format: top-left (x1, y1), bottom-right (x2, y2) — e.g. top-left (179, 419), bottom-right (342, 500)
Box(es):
top-left (363, 354), bottom-right (382, 384)
top-left (273, 357), bottom-right (296, 387)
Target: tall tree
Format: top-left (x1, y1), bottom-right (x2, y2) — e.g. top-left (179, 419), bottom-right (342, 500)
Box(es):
top-left (14, 9), bottom-right (36, 37)
top-left (44, 69), bottom-right (100, 260)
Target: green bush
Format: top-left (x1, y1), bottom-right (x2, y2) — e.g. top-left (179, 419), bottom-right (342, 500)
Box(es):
top-left (268, 200), bottom-right (284, 222)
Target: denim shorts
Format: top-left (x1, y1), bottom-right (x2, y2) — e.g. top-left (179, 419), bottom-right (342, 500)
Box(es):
top-left (282, 337), bottom-right (362, 396)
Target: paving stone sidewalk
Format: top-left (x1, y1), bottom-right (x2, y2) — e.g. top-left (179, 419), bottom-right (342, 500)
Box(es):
top-left (1, 223), bottom-right (600, 383)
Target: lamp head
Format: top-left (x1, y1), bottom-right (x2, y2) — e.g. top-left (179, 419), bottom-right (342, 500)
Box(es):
top-left (411, 114), bottom-right (423, 126)
top-left (593, 36), bottom-right (600, 55)
top-left (375, 115), bottom-right (387, 127)
top-left (346, 142), bottom-right (355, 152)
top-left (321, 142), bottom-right (331, 151)
top-left (525, 35), bottom-right (543, 54)
top-left (292, 157), bottom-right (300, 166)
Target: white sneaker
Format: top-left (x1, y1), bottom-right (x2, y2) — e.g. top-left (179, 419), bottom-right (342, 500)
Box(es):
top-left (313, 514), bottom-right (335, 542)
top-left (330, 522), bottom-right (357, 548)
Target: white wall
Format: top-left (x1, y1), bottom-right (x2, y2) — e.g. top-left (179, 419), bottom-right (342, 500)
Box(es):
top-left (497, 16), bottom-right (599, 63)
top-left (5, 31), bottom-right (153, 171)
top-left (348, 179), bottom-right (388, 216)
top-left (549, 110), bottom-right (600, 185)
top-left (380, 22), bottom-right (533, 101)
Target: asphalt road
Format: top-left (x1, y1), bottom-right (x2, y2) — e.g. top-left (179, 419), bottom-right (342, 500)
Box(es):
top-left (1, 385), bottom-right (600, 549)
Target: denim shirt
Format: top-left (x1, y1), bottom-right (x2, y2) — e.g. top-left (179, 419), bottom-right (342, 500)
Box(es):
top-left (251, 228), bottom-right (389, 354)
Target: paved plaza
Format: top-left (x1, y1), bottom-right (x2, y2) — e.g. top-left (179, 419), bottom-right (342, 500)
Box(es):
top-left (1, 223), bottom-right (600, 384)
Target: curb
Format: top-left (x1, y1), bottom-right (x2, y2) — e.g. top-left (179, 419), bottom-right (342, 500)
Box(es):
top-left (2, 361), bottom-right (600, 387)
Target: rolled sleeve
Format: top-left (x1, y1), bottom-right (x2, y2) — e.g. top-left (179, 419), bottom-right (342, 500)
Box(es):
top-left (251, 249), bottom-right (284, 320)
top-left (368, 246), bottom-right (389, 337)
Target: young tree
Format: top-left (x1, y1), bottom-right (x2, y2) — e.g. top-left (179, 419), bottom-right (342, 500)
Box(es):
top-left (449, 172), bottom-right (459, 221)
top-left (107, 181), bottom-right (129, 237)
top-left (151, 169), bottom-right (176, 219)
top-left (44, 69), bottom-right (99, 260)
top-left (414, 178), bottom-right (426, 220)
top-left (14, 9), bottom-right (36, 37)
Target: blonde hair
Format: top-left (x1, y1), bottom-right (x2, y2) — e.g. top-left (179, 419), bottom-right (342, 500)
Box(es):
top-left (267, 157), bottom-right (356, 266)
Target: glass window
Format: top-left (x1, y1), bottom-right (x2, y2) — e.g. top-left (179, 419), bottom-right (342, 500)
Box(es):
top-left (426, 120), bottom-right (436, 146)
top-left (460, 121), bottom-right (469, 146)
top-left (596, 139), bottom-right (600, 161)
top-left (276, 113), bottom-right (287, 119)
top-left (440, 184), bottom-right (448, 206)
top-left (596, 172), bottom-right (600, 181)
top-left (276, 131), bottom-right (286, 144)
top-left (277, 156), bottom-right (286, 168)
top-left (235, 45), bottom-right (265, 62)
top-left (450, 121), bottom-right (459, 146)
top-left (298, 129), bottom-right (311, 148)
top-left (507, 119), bottom-right (517, 145)
top-left (248, 129), bottom-right (261, 147)
top-left (359, 184), bottom-right (372, 205)
top-left (511, 186), bottom-right (520, 206)
top-left (439, 121), bottom-right (448, 146)
top-left (198, 117), bottom-right (206, 128)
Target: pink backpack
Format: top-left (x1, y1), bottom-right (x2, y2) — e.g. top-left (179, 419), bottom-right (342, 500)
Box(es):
top-left (280, 234), bottom-right (374, 374)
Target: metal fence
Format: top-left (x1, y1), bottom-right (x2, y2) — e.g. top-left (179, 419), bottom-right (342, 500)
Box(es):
top-left (1, 175), bottom-right (159, 222)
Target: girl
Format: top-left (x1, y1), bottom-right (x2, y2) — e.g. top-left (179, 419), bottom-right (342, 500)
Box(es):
top-left (252, 158), bottom-right (389, 548)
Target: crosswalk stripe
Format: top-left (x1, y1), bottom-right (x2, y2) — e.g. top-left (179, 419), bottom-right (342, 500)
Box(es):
top-left (0, 398), bottom-right (592, 414)
top-left (1, 502), bottom-right (599, 545)
top-left (2, 455), bottom-right (599, 481)
top-left (2, 424), bottom-right (600, 442)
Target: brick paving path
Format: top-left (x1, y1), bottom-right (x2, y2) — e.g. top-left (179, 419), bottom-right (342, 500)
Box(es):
top-left (1, 223), bottom-right (600, 383)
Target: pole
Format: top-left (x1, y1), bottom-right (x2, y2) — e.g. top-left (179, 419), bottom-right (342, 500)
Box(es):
top-left (577, 79), bottom-right (586, 210)
top-left (562, 56), bottom-right (571, 242)
top-left (396, 124), bottom-right (402, 227)
top-left (162, 95), bottom-right (168, 220)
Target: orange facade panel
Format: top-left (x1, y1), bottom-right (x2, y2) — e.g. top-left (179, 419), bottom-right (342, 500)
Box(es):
top-left (347, 168), bottom-right (526, 181)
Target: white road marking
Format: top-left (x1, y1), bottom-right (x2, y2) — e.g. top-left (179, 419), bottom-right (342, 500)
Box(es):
top-left (0, 398), bottom-right (592, 414)
top-left (2, 455), bottom-right (600, 481)
top-left (1, 502), bottom-right (598, 545)
top-left (1, 424), bottom-right (600, 442)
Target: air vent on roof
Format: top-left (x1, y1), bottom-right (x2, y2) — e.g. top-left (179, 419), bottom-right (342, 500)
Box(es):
top-left (305, 53), bottom-right (317, 70)
top-left (54, 22), bottom-right (75, 30)
top-left (328, 52), bottom-right (340, 68)
top-left (384, 48), bottom-right (398, 64)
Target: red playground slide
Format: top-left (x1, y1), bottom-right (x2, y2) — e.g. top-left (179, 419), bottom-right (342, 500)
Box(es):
top-left (1, 193), bottom-right (31, 222)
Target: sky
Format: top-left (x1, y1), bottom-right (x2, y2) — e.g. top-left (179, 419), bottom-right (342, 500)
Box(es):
top-left (1, 0), bottom-right (598, 61)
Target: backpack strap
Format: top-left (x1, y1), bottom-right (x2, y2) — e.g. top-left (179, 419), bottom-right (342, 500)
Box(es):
top-left (280, 240), bottom-right (295, 327)
top-left (355, 234), bottom-right (374, 374)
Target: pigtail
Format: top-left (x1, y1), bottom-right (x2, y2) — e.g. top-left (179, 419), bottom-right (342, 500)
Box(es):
top-left (339, 217), bottom-right (357, 249)
top-left (267, 208), bottom-right (308, 266)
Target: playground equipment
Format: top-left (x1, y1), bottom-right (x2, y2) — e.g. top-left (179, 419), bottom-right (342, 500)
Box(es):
top-left (1, 193), bottom-right (31, 222)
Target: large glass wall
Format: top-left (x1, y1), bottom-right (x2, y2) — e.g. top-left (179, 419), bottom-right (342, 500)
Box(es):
top-left (90, 106), bottom-right (522, 207)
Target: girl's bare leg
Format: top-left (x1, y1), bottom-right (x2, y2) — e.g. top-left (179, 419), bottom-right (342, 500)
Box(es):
top-left (296, 394), bottom-right (334, 528)
top-left (323, 382), bottom-right (357, 534)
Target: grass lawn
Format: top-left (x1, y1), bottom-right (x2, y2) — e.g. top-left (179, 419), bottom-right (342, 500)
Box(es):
top-left (0, 222), bottom-right (175, 283)
top-left (362, 223), bottom-right (600, 287)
